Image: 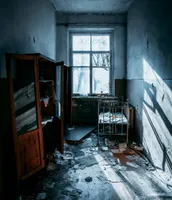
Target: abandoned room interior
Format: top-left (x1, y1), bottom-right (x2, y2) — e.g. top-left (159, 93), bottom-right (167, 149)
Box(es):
top-left (0, 0), bottom-right (172, 199)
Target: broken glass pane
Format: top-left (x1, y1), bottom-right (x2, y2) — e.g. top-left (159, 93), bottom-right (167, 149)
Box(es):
top-left (92, 35), bottom-right (110, 51)
top-left (73, 35), bottom-right (90, 51)
top-left (92, 68), bottom-right (109, 93)
top-left (73, 67), bottom-right (90, 94)
top-left (73, 53), bottom-right (90, 66)
top-left (92, 53), bottom-right (110, 67)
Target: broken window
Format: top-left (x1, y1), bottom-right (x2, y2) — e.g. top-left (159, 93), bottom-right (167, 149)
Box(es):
top-left (71, 33), bottom-right (112, 95)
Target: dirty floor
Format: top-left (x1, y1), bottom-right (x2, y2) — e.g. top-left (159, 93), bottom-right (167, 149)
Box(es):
top-left (20, 132), bottom-right (172, 200)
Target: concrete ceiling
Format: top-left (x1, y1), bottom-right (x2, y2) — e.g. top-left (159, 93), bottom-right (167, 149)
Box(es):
top-left (51, 0), bottom-right (133, 13)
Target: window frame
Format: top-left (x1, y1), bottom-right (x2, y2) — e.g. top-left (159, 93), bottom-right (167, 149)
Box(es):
top-left (69, 31), bottom-right (113, 95)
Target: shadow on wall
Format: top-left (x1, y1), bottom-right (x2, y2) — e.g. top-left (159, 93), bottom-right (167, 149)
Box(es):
top-left (141, 58), bottom-right (172, 174)
top-left (126, 0), bottom-right (172, 177)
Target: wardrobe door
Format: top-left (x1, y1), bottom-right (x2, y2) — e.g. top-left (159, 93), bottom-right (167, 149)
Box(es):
top-left (54, 63), bottom-right (65, 153)
top-left (6, 55), bottom-right (45, 181)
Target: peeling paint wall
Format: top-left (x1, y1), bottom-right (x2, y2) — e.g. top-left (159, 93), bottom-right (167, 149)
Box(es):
top-left (0, 0), bottom-right (56, 195)
top-left (127, 0), bottom-right (172, 174)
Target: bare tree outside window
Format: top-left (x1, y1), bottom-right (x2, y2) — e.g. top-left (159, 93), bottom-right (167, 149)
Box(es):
top-left (71, 34), bottom-right (111, 95)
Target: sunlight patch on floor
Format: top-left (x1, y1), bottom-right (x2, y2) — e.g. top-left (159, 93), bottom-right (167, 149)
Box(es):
top-left (94, 153), bottom-right (138, 200)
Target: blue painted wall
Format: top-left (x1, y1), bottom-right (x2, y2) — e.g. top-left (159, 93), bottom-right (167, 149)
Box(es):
top-left (127, 0), bottom-right (172, 174)
top-left (0, 0), bottom-right (56, 195)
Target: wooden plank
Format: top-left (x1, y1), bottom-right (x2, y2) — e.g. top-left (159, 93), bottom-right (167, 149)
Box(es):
top-left (65, 125), bottom-right (96, 142)
top-left (34, 56), bottom-right (45, 168)
top-left (59, 63), bottom-right (65, 153)
top-left (38, 54), bottom-right (55, 63)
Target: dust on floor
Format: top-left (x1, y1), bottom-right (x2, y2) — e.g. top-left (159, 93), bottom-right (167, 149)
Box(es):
top-left (19, 132), bottom-right (172, 200)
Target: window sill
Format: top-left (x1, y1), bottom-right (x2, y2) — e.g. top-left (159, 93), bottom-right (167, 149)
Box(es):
top-left (72, 94), bottom-right (115, 99)
top-left (72, 96), bottom-right (100, 99)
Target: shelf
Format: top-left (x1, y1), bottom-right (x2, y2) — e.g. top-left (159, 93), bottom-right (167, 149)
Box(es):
top-left (42, 117), bottom-right (53, 127)
top-left (40, 97), bottom-right (49, 101)
top-left (39, 80), bottom-right (54, 83)
top-left (99, 122), bottom-right (129, 125)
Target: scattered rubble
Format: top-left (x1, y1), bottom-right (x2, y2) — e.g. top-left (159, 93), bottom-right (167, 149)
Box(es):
top-left (119, 142), bottom-right (127, 152)
top-left (44, 182), bottom-right (55, 189)
top-left (101, 146), bottom-right (108, 151)
top-left (47, 161), bottom-right (56, 171)
top-left (89, 147), bottom-right (98, 152)
top-left (56, 195), bottom-right (72, 200)
top-left (111, 149), bottom-right (120, 154)
top-left (62, 186), bottom-right (82, 198)
top-left (105, 138), bottom-right (117, 147)
top-left (77, 155), bottom-right (98, 167)
top-left (62, 151), bottom-right (74, 160)
top-left (130, 142), bottom-right (144, 151)
top-left (126, 155), bottom-right (135, 160)
top-left (97, 175), bottom-right (109, 183)
top-left (114, 164), bottom-right (127, 171)
top-left (126, 162), bottom-right (139, 168)
top-left (85, 177), bottom-right (93, 182)
top-left (20, 132), bottom-right (168, 200)
top-left (36, 192), bottom-right (47, 200)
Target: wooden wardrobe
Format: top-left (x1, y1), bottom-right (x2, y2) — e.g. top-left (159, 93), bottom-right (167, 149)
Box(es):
top-left (6, 53), bottom-right (68, 185)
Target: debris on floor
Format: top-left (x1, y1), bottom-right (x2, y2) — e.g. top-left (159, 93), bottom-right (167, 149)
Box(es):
top-left (62, 186), bottom-right (82, 198)
top-left (126, 161), bottom-right (139, 168)
top-left (44, 182), bottom-right (55, 189)
top-left (110, 149), bottom-right (121, 154)
top-left (56, 195), bottom-right (72, 200)
top-left (65, 125), bottom-right (96, 142)
top-left (77, 155), bottom-right (98, 168)
top-left (85, 177), bottom-right (93, 182)
top-left (130, 142), bottom-right (144, 151)
top-left (47, 161), bottom-right (56, 171)
top-left (101, 146), bottom-right (108, 151)
top-left (19, 131), bottom-right (172, 200)
top-left (119, 142), bottom-right (127, 152)
top-left (62, 151), bottom-right (74, 160)
top-left (105, 138), bottom-right (117, 147)
top-left (36, 192), bottom-right (47, 200)
top-left (125, 155), bottom-right (135, 160)
top-left (115, 153), bottom-right (131, 165)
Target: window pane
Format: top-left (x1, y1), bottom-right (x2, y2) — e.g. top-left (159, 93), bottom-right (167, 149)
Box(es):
top-left (92, 68), bottom-right (109, 93)
top-left (73, 35), bottom-right (90, 51)
top-left (92, 53), bottom-right (110, 67)
top-left (73, 67), bottom-right (90, 94)
top-left (92, 35), bottom-right (110, 51)
top-left (73, 53), bottom-right (90, 66)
